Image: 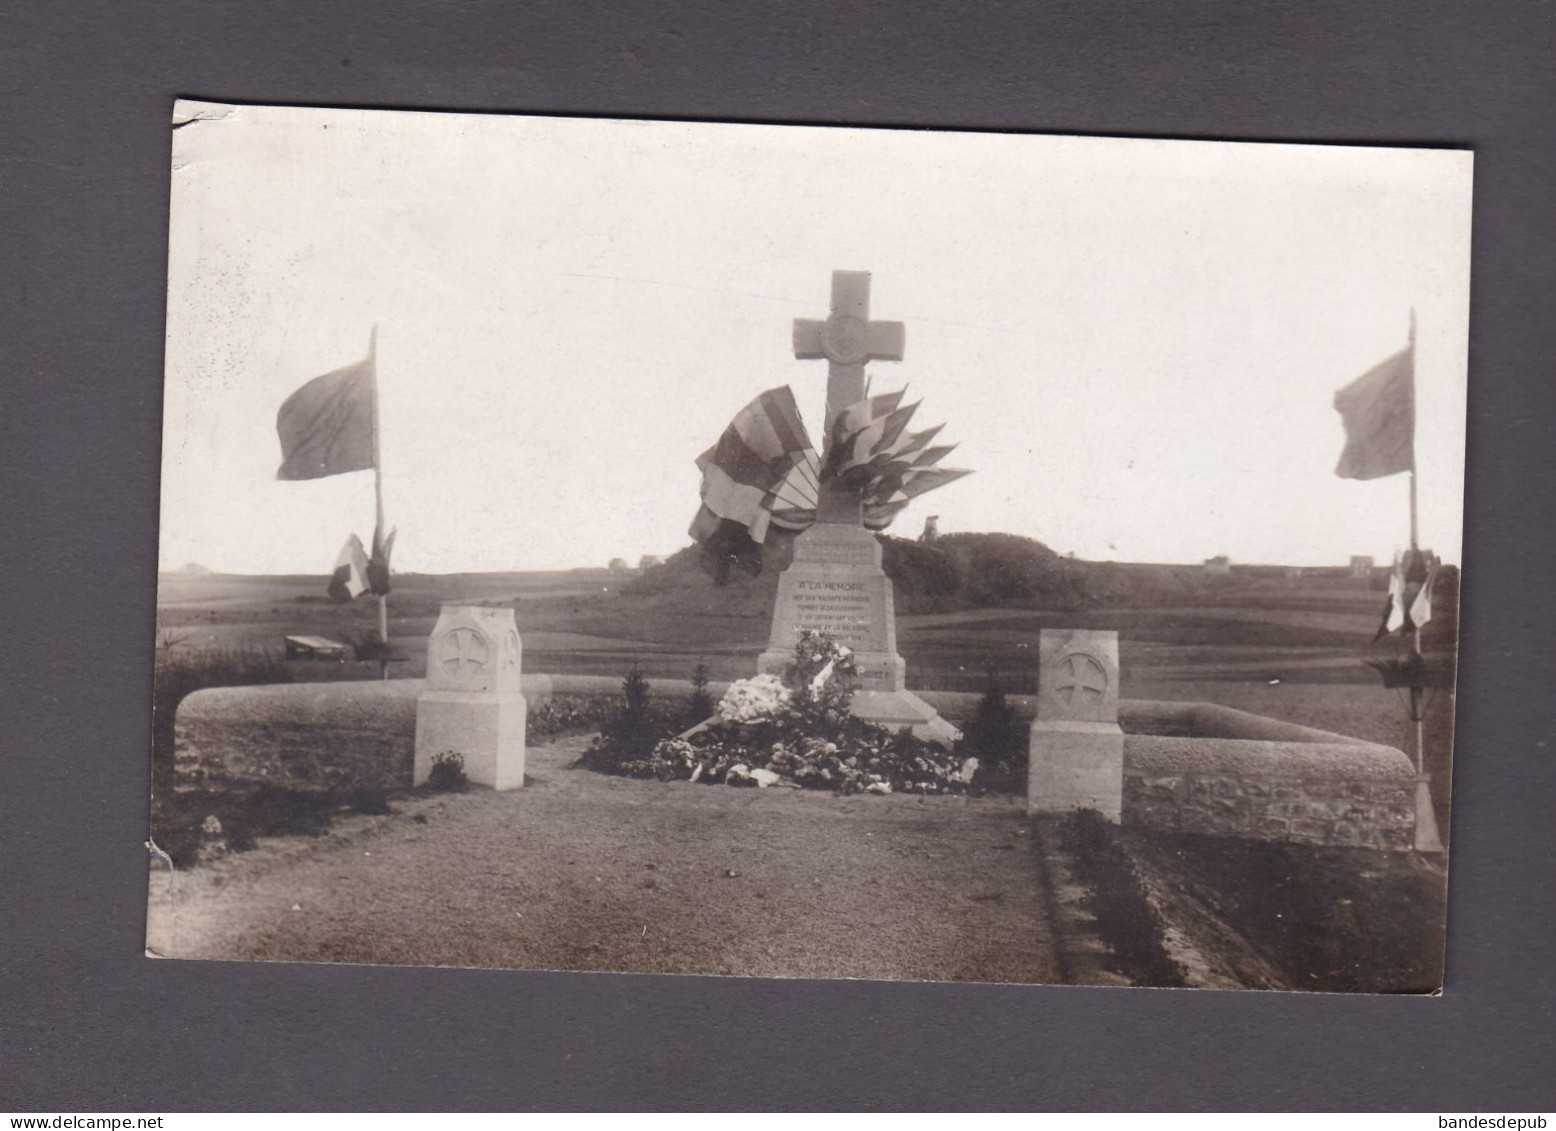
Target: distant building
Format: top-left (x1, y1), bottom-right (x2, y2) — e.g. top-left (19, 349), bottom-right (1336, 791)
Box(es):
top-left (1349, 555), bottom-right (1375, 578)
top-left (1203, 555), bottom-right (1232, 575)
top-left (919, 515), bottom-right (940, 545)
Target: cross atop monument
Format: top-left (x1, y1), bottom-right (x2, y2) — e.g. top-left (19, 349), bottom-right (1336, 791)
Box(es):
top-left (793, 270), bottom-right (906, 429)
top-left (793, 270), bottom-right (906, 522)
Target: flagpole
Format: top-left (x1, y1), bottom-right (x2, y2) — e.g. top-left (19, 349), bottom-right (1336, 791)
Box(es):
top-left (1408, 308), bottom-right (1420, 556)
top-left (1404, 309), bottom-right (1424, 769)
top-left (370, 325), bottom-right (389, 681)
top-left (1403, 308), bottom-right (1440, 851)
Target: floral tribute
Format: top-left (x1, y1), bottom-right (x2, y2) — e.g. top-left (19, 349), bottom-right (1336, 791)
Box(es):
top-left (602, 630), bottom-right (980, 795)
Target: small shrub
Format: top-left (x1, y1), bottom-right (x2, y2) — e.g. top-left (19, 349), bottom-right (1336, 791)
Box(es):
top-left (426, 751), bottom-right (469, 793)
top-left (608, 663), bottom-right (661, 760)
top-left (958, 669), bottom-right (1026, 792)
top-left (686, 661), bottom-right (715, 727)
top-left (581, 663), bottom-right (679, 773)
top-left (622, 663), bottom-right (652, 716)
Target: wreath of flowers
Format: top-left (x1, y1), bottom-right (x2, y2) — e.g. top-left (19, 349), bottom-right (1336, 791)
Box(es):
top-left (608, 631), bottom-right (979, 795)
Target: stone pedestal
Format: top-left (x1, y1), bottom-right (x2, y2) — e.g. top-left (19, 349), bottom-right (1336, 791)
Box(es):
top-left (757, 522), bottom-right (959, 744)
top-left (415, 604), bottom-right (527, 790)
top-left (1028, 629), bottom-right (1124, 820)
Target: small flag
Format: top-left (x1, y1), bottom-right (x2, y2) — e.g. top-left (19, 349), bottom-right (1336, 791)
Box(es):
top-left (327, 534), bottom-right (370, 602)
top-left (689, 387), bottom-right (814, 579)
top-left (768, 449), bottom-right (821, 532)
top-left (861, 469), bottom-right (973, 530)
top-left (277, 354), bottom-right (377, 481)
top-left (896, 465), bottom-right (973, 500)
top-left (688, 384), bottom-right (971, 553)
top-left (825, 393), bottom-right (914, 483)
top-left (811, 387), bottom-right (972, 530)
top-left (367, 525), bottom-right (396, 597)
top-left (1409, 559), bottom-right (1439, 630)
top-left (1334, 342), bottom-right (1414, 480)
top-left (1375, 552), bottom-right (1411, 639)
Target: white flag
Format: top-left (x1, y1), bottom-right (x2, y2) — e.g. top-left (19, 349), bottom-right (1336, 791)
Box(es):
top-left (1385, 552), bottom-right (1408, 634)
top-left (329, 534), bottom-right (370, 600)
top-left (1410, 561), bottom-right (1439, 630)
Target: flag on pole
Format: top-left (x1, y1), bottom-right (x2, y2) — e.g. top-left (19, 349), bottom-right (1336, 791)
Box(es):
top-left (824, 392), bottom-right (910, 482)
top-left (276, 355), bottom-right (377, 480)
top-left (688, 384), bottom-right (971, 566)
top-left (367, 525), bottom-right (396, 597)
top-left (862, 467), bottom-right (973, 529)
top-left (768, 448), bottom-right (821, 532)
top-left (689, 387), bottom-right (814, 576)
top-left (816, 387), bottom-right (971, 531)
top-left (327, 534), bottom-right (371, 602)
top-left (1374, 552), bottom-right (1411, 640)
top-left (1334, 343), bottom-right (1414, 480)
top-left (1409, 559), bottom-right (1439, 630)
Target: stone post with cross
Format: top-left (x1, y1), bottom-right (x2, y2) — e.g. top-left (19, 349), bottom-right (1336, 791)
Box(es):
top-left (757, 270), bottom-right (959, 744)
top-left (1028, 628), bottom-right (1126, 820)
top-left (414, 603), bottom-right (528, 789)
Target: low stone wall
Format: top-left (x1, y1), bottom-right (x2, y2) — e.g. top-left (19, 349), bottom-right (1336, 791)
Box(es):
top-left (1122, 733), bottom-right (1416, 850)
top-left (171, 678), bottom-right (1038, 791)
top-left (173, 675), bottom-right (709, 791)
top-left (176, 680), bottom-right (419, 791)
top-left (174, 679), bottom-right (1424, 851)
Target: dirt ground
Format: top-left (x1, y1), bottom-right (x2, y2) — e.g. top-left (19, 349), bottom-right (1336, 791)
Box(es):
top-left (147, 736), bottom-right (1059, 983)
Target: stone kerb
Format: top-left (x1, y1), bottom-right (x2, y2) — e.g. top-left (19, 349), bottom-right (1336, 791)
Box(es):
top-left (1028, 629), bottom-right (1126, 821)
top-left (172, 667), bottom-right (1441, 851)
top-left (415, 604), bottom-right (527, 790)
top-left (174, 674), bottom-right (723, 791)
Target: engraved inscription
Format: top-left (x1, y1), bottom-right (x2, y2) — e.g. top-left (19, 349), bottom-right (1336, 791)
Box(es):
top-left (787, 578), bottom-right (874, 648)
top-left (794, 544), bottom-right (876, 565)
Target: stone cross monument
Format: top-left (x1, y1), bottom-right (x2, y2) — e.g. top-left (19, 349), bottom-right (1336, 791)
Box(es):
top-left (757, 270), bottom-right (959, 744)
top-left (1028, 628), bottom-right (1125, 820)
top-left (415, 603), bottom-right (528, 790)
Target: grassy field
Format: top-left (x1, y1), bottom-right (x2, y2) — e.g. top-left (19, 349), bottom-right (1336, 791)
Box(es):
top-left (157, 565), bottom-right (1454, 683)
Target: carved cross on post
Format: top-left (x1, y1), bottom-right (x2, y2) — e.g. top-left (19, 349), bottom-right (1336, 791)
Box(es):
top-left (793, 270), bottom-right (906, 523)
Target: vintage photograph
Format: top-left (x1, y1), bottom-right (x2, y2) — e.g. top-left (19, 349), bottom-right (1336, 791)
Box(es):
top-left (147, 102), bottom-right (1471, 991)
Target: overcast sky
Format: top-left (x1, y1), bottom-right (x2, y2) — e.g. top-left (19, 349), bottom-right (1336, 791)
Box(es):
top-left (159, 103), bottom-right (1472, 574)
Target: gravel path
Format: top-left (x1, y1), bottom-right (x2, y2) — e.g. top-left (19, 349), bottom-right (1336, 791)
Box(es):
top-left (147, 737), bottom-right (1059, 983)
